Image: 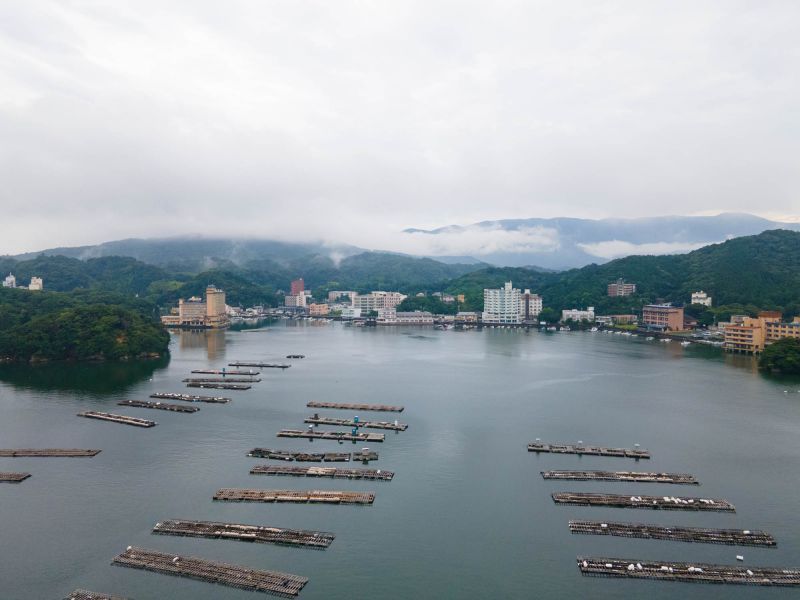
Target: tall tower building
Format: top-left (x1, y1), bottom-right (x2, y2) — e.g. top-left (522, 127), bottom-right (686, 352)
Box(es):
top-left (205, 285), bottom-right (228, 327)
top-left (290, 278), bottom-right (305, 296)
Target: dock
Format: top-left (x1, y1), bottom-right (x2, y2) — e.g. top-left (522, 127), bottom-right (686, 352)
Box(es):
top-left (112, 546), bottom-right (308, 597)
top-left (528, 442), bottom-right (650, 459)
top-left (191, 369), bottom-right (260, 376)
top-left (277, 429), bottom-right (385, 443)
top-left (542, 470), bottom-right (698, 484)
top-left (150, 392), bottom-right (230, 404)
top-left (552, 492), bottom-right (735, 512)
top-left (214, 488), bottom-right (375, 505)
top-left (65, 590), bottom-right (129, 600)
top-left (569, 520), bottom-right (776, 546)
top-left (117, 400), bottom-right (199, 413)
top-left (186, 382), bottom-right (251, 390)
top-left (250, 465), bottom-right (393, 481)
top-left (304, 415), bottom-right (407, 431)
top-left (183, 377), bottom-right (261, 383)
top-left (577, 556), bottom-right (800, 586)
top-left (153, 519), bottom-right (334, 549)
top-left (229, 362), bottom-right (290, 369)
top-left (248, 448), bottom-right (378, 462)
top-left (77, 411), bottom-right (157, 428)
top-left (307, 401), bottom-right (404, 413)
top-left (0, 449), bottom-right (100, 457)
top-left (0, 472), bottom-right (31, 483)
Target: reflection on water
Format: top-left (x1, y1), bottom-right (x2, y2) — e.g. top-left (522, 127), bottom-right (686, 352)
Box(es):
top-left (177, 329), bottom-right (227, 360)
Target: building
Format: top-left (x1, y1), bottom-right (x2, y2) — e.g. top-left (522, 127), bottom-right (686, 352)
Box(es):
top-left (205, 286), bottom-right (228, 327)
top-left (608, 278), bottom-right (637, 297)
top-left (691, 291), bottom-right (712, 307)
top-left (596, 314), bottom-right (637, 326)
top-left (456, 311), bottom-right (479, 323)
top-left (162, 286), bottom-right (230, 328)
top-left (284, 294), bottom-right (307, 308)
top-left (561, 307), bottom-right (595, 322)
top-left (327, 290), bottom-right (356, 303)
top-left (521, 290), bottom-right (543, 321)
top-left (456, 294), bottom-right (465, 304)
top-left (482, 281), bottom-right (522, 324)
top-left (177, 297), bottom-right (207, 327)
top-left (340, 307), bottom-right (362, 320)
top-left (2, 273), bottom-right (16, 288)
top-left (724, 316), bottom-right (769, 353)
top-left (290, 278), bottom-right (305, 296)
top-left (308, 303), bottom-right (330, 316)
top-left (377, 308), bottom-right (434, 325)
top-left (765, 317), bottom-right (800, 341)
top-left (28, 277), bottom-right (43, 291)
top-left (352, 291), bottom-right (407, 313)
top-left (642, 304), bottom-right (684, 331)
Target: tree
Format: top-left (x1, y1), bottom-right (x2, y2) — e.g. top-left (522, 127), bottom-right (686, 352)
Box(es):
top-left (759, 338), bottom-right (800, 375)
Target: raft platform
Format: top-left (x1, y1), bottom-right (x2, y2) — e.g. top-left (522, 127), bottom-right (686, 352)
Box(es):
top-left (250, 465), bottom-right (393, 481)
top-left (186, 383), bottom-right (251, 390)
top-left (248, 448), bottom-right (378, 462)
top-left (529, 442), bottom-right (650, 459)
top-left (542, 470), bottom-right (698, 484)
top-left (65, 590), bottom-right (129, 600)
top-left (286, 355), bottom-right (305, 359)
top-left (307, 401), bottom-right (404, 413)
top-left (153, 518), bottom-right (334, 549)
top-left (183, 377), bottom-right (261, 383)
top-left (305, 415), bottom-right (407, 431)
top-left (569, 520), bottom-right (776, 546)
top-left (0, 472), bottom-right (31, 483)
top-left (214, 488), bottom-right (375, 505)
top-left (0, 449), bottom-right (100, 457)
top-left (577, 556), bottom-right (800, 586)
top-left (553, 492), bottom-right (735, 512)
top-left (78, 411), bottom-right (156, 428)
top-left (191, 369), bottom-right (260, 376)
top-left (229, 362), bottom-right (290, 369)
top-left (277, 429), bottom-right (385, 443)
top-left (112, 546), bottom-right (308, 597)
top-left (151, 392), bottom-right (230, 404)
top-left (118, 400), bottom-right (198, 413)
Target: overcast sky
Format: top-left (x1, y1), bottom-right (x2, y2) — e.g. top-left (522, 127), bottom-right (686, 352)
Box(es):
top-left (1, 1), bottom-right (798, 255)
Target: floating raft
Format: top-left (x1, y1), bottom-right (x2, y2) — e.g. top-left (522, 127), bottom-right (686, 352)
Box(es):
top-left (65, 590), bottom-right (129, 600)
top-left (0, 449), bottom-right (100, 457)
top-left (229, 362), bottom-right (290, 369)
top-left (542, 470), bottom-right (698, 484)
top-left (183, 377), bottom-right (261, 383)
top-left (552, 492), bottom-right (735, 512)
top-left (248, 448), bottom-right (378, 462)
top-left (186, 383), bottom-right (251, 390)
top-left (577, 556), bottom-right (800, 586)
top-left (277, 429), bottom-right (385, 443)
top-left (153, 519), bottom-right (334, 548)
top-left (569, 520), bottom-right (776, 546)
top-left (286, 355), bottom-right (305, 359)
top-left (214, 488), bottom-right (375, 505)
top-left (112, 546), bottom-right (308, 597)
top-left (151, 392), bottom-right (230, 404)
top-left (251, 465), bottom-right (393, 481)
top-left (0, 472), bottom-right (31, 483)
top-left (191, 369), bottom-right (260, 376)
top-left (77, 411), bottom-right (156, 428)
top-left (307, 401), bottom-right (404, 413)
top-left (118, 400), bottom-right (199, 413)
top-left (304, 416), bottom-right (407, 431)
top-left (528, 442), bottom-right (650, 459)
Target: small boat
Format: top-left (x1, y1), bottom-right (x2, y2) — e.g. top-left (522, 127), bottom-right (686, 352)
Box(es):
top-left (590, 327), bottom-right (598, 332)
top-left (680, 341), bottom-right (691, 347)
top-left (646, 336), bottom-right (654, 341)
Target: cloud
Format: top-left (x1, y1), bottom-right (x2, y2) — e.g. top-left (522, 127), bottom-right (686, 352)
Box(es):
top-left (396, 225), bottom-right (560, 257)
top-left (577, 240), bottom-right (716, 260)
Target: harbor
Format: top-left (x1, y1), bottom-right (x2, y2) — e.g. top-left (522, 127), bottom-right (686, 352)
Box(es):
top-left (541, 470), bottom-right (698, 484)
top-left (248, 448), bottom-right (378, 462)
top-left (552, 492), bottom-right (735, 511)
top-left (250, 464), bottom-right (394, 480)
top-left (304, 415), bottom-right (408, 431)
top-left (77, 411), bottom-right (157, 428)
top-left (307, 401), bottom-right (404, 412)
top-left (528, 442), bottom-right (650, 459)
top-left (150, 392), bottom-right (231, 403)
top-left (117, 400), bottom-right (199, 413)
top-left (0, 472), bottom-right (31, 482)
top-left (568, 520), bottom-right (776, 546)
top-left (213, 488), bottom-right (376, 504)
top-left (153, 519), bottom-right (335, 548)
top-left (277, 429), bottom-right (385, 442)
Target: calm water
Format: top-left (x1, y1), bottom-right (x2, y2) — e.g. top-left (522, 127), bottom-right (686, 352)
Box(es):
top-left (1, 323), bottom-right (799, 600)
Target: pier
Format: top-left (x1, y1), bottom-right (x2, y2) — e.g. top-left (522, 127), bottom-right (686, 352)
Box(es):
top-left (191, 369), bottom-right (260, 376)
top-left (117, 400), bottom-right (199, 413)
top-left (153, 519), bottom-right (334, 548)
top-left (229, 362), bottom-right (290, 369)
top-left (0, 472), bottom-right (31, 483)
top-left (277, 429), bottom-right (385, 442)
top-left (77, 411), bottom-right (157, 428)
top-left (569, 520), bottom-right (776, 546)
top-left (552, 492), bottom-right (735, 512)
top-left (0, 449), bottom-right (100, 457)
top-left (307, 401), bottom-right (404, 413)
top-left (248, 448), bottom-right (378, 462)
top-left (186, 382), bottom-right (251, 390)
top-left (150, 392), bottom-right (230, 404)
top-left (112, 546), bottom-right (308, 597)
top-left (65, 590), bottom-right (129, 600)
top-left (214, 488), bottom-right (375, 505)
top-left (183, 377), bottom-right (261, 383)
top-left (528, 442), bottom-right (650, 459)
top-left (542, 470), bottom-right (698, 484)
top-left (250, 465), bottom-right (393, 481)
top-left (304, 415), bottom-right (407, 431)
top-left (577, 556), bottom-right (800, 586)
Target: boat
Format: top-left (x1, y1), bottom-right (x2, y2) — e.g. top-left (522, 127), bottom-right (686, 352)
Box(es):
top-left (680, 341), bottom-right (691, 347)
top-left (590, 327), bottom-right (598, 332)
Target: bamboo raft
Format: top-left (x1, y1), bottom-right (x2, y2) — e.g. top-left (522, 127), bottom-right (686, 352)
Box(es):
top-left (569, 520), bottom-right (776, 546)
top-left (65, 590), bottom-right (129, 600)
top-left (304, 416), bottom-right (407, 431)
top-left (552, 492), bottom-right (735, 512)
top-left (214, 488), bottom-right (375, 505)
top-left (77, 411), bottom-right (156, 428)
top-left (186, 383), bottom-right (251, 390)
top-left (250, 465), bottom-right (393, 481)
top-left (577, 556), bottom-right (800, 586)
top-left (183, 377), bottom-right (261, 383)
top-left (118, 400), bottom-right (199, 413)
top-left (248, 448), bottom-right (378, 462)
top-left (528, 442), bottom-right (650, 459)
top-left (191, 369), bottom-right (260, 376)
top-left (277, 429), bottom-right (385, 443)
top-left (0, 449), bottom-right (100, 457)
top-left (307, 401), bottom-right (404, 413)
top-left (229, 362), bottom-right (290, 369)
top-left (151, 392), bottom-right (230, 404)
top-left (112, 546), bottom-right (308, 597)
top-left (153, 519), bottom-right (334, 549)
top-left (0, 472), bottom-right (31, 483)
top-left (542, 470), bottom-right (698, 484)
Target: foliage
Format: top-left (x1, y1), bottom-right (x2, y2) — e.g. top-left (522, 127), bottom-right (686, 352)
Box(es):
top-left (397, 296), bottom-right (458, 315)
top-left (759, 338), bottom-right (800, 375)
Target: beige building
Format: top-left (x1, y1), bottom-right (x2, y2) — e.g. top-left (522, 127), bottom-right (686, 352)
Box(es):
top-left (28, 277), bottom-right (43, 291)
top-left (722, 311), bottom-right (798, 353)
top-left (608, 278), bottom-right (636, 297)
top-left (691, 291), bottom-right (712, 306)
top-left (205, 286), bottom-right (228, 327)
top-left (352, 291), bottom-right (407, 313)
top-left (162, 286), bottom-right (229, 328)
top-left (309, 303), bottom-right (330, 316)
top-left (642, 304), bottom-right (684, 331)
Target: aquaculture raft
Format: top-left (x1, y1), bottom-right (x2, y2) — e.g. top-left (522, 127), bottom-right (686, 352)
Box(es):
top-left (183, 377), bottom-right (261, 383)
top-left (0, 449), bottom-right (100, 457)
top-left (153, 519), bottom-right (334, 548)
top-left (186, 382), bottom-right (250, 391)
top-left (277, 429), bottom-right (385, 443)
top-left (304, 416), bottom-right (407, 431)
top-left (117, 400), bottom-right (199, 413)
top-left (229, 362), bottom-right (290, 369)
top-left (552, 492), bottom-right (735, 512)
top-left (568, 520), bottom-right (776, 546)
top-left (191, 369), bottom-right (260, 376)
top-left (0, 472), bottom-right (31, 483)
top-left (577, 556), bottom-right (800, 586)
top-left (64, 590), bottom-right (129, 600)
top-left (214, 488), bottom-right (375, 505)
top-left (150, 392), bottom-right (230, 404)
top-left (248, 448), bottom-right (378, 462)
top-left (112, 546), bottom-right (308, 597)
top-left (528, 442), bottom-right (650, 459)
top-left (307, 401), bottom-right (404, 413)
top-left (250, 465), bottom-right (393, 481)
top-left (542, 470), bottom-right (698, 484)
top-left (77, 411), bottom-right (156, 428)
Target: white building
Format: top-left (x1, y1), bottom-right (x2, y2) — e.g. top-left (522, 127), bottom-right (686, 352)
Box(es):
top-left (341, 307), bottom-right (362, 319)
top-left (352, 291), bottom-right (407, 313)
top-left (377, 308), bottom-right (433, 325)
top-left (28, 277), bottom-right (43, 291)
top-left (3, 273), bottom-right (16, 288)
top-left (521, 289), bottom-right (542, 321)
top-left (284, 294), bottom-right (307, 308)
top-left (691, 291), bottom-right (712, 307)
top-left (328, 290), bottom-right (356, 303)
top-left (482, 281), bottom-right (522, 324)
top-left (561, 307), bottom-right (595, 322)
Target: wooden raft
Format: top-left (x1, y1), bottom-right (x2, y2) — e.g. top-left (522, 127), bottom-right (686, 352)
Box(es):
top-left (150, 392), bottom-right (230, 404)
top-left (0, 449), bottom-right (100, 457)
top-left (183, 377), bottom-right (261, 383)
top-left (577, 556), bottom-right (800, 586)
top-left (307, 401), bottom-right (404, 413)
top-left (229, 362), bottom-right (290, 369)
top-left (77, 411), bottom-right (156, 428)
top-left (0, 472), bottom-right (31, 483)
top-left (112, 546), bottom-right (308, 597)
top-left (278, 429), bottom-right (384, 443)
top-left (191, 369), bottom-right (260, 375)
top-left (569, 520), bottom-right (776, 546)
top-left (528, 442), bottom-right (650, 459)
top-left (542, 470), bottom-right (698, 484)
top-left (553, 492), bottom-right (735, 512)
top-left (214, 488), bottom-right (375, 505)
top-left (248, 448), bottom-right (378, 462)
top-left (304, 416), bottom-right (407, 431)
top-left (64, 590), bottom-right (129, 600)
top-left (118, 400), bottom-right (198, 413)
top-left (250, 465), bottom-right (393, 481)
top-left (186, 383), bottom-right (250, 390)
top-left (153, 519), bottom-right (334, 548)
